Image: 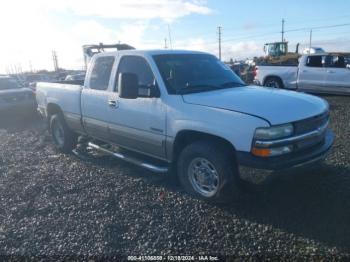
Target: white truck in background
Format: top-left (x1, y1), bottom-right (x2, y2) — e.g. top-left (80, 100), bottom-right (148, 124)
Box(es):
top-left (254, 53), bottom-right (350, 95)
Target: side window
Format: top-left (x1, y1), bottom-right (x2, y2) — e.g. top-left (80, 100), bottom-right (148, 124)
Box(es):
top-left (306, 56), bottom-right (323, 67)
top-left (331, 55), bottom-right (346, 68)
top-left (89, 56), bottom-right (115, 90)
top-left (115, 56), bottom-right (155, 92)
top-left (345, 56), bottom-right (350, 68)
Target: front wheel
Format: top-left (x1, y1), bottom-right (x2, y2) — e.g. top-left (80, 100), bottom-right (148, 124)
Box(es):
top-left (177, 141), bottom-right (240, 202)
top-left (50, 113), bottom-right (77, 153)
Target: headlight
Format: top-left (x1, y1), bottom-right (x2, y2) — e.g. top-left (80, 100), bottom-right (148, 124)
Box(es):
top-left (254, 123), bottom-right (293, 140)
top-left (252, 123), bottom-right (294, 157)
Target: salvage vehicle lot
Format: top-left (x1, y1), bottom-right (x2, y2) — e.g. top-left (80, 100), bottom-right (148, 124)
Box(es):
top-left (0, 95), bottom-right (349, 258)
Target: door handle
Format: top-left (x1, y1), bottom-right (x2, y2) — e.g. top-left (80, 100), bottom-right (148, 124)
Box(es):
top-left (327, 70), bottom-right (335, 73)
top-left (108, 100), bottom-right (118, 108)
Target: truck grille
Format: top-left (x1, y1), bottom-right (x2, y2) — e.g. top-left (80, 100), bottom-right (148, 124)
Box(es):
top-left (293, 111), bottom-right (329, 151)
top-left (294, 111), bottom-right (329, 135)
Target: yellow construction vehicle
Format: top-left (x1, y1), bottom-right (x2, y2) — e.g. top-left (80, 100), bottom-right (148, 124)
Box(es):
top-left (259, 42), bottom-right (300, 65)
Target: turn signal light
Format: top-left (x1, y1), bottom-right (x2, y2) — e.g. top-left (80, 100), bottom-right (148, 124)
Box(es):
top-left (252, 145), bottom-right (293, 157)
top-left (251, 147), bottom-right (271, 157)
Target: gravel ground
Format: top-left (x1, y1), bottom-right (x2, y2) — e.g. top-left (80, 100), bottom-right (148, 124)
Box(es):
top-left (0, 95), bottom-right (349, 260)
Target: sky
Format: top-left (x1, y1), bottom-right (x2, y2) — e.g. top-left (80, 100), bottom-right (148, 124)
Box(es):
top-left (1, 0), bottom-right (349, 73)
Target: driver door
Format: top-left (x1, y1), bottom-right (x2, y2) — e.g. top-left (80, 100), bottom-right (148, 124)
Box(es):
top-left (107, 55), bottom-right (167, 160)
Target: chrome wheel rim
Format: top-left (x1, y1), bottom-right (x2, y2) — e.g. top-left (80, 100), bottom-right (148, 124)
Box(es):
top-left (53, 120), bottom-right (64, 146)
top-left (265, 80), bottom-right (280, 88)
top-left (188, 157), bottom-right (219, 197)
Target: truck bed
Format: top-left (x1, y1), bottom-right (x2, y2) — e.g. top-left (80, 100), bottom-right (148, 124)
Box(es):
top-left (255, 65), bottom-right (298, 90)
top-left (36, 81), bottom-right (84, 132)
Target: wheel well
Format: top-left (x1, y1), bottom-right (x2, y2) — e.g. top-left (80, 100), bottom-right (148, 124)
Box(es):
top-left (47, 103), bottom-right (62, 118)
top-left (172, 130), bottom-right (237, 164)
top-left (263, 75), bottom-right (283, 87)
top-left (46, 103), bottom-right (63, 125)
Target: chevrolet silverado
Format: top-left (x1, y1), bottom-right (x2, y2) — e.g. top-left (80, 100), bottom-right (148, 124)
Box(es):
top-left (36, 50), bottom-right (334, 202)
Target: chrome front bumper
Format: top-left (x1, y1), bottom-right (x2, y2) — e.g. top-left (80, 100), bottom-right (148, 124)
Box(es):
top-left (237, 128), bottom-right (334, 170)
top-left (236, 128), bottom-right (334, 184)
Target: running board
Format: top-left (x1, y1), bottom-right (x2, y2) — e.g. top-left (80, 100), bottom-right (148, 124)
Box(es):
top-left (87, 142), bottom-right (169, 174)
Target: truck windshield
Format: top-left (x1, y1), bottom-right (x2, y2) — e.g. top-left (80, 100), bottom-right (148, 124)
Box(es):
top-left (153, 54), bottom-right (246, 94)
top-left (0, 79), bottom-right (20, 90)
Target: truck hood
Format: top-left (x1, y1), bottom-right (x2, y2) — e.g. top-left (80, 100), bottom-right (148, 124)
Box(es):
top-left (182, 86), bottom-right (328, 125)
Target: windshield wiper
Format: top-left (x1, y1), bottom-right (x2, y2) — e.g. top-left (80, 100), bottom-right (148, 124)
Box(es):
top-left (177, 84), bottom-right (221, 94)
top-left (177, 82), bottom-right (246, 94)
top-left (220, 81), bottom-right (247, 87)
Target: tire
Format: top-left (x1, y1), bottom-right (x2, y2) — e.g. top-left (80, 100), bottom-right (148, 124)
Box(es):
top-left (264, 77), bottom-right (284, 89)
top-left (177, 140), bottom-right (240, 203)
top-left (49, 113), bottom-right (77, 153)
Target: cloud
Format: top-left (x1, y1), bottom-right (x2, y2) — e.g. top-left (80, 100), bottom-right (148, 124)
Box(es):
top-left (228, 41), bottom-right (262, 58)
top-left (45, 0), bottom-right (212, 22)
top-left (173, 38), bottom-right (263, 61)
top-left (0, 0), bottom-right (212, 72)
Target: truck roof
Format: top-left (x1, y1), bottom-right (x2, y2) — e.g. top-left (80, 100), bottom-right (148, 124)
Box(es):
top-left (94, 49), bottom-right (210, 58)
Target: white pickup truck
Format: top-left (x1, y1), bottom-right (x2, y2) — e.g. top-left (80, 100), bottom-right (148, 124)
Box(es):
top-left (36, 50), bottom-right (334, 202)
top-left (254, 53), bottom-right (350, 95)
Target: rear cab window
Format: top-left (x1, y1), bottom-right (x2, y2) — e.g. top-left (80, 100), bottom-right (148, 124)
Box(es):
top-left (88, 56), bottom-right (115, 90)
top-left (324, 55), bottom-right (346, 68)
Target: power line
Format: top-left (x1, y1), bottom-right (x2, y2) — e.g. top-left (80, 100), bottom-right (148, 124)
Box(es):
top-left (136, 20), bottom-right (350, 52)
top-left (204, 22), bottom-right (350, 45)
top-left (286, 22), bottom-right (350, 33)
top-left (284, 14), bottom-right (350, 27)
top-left (174, 14), bottom-right (350, 41)
top-left (209, 31), bottom-right (280, 45)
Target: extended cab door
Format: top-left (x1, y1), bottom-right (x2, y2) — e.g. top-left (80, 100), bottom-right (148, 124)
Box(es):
top-left (107, 55), bottom-right (167, 160)
top-left (297, 55), bottom-right (326, 92)
top-left (323, 55), bottom-right (350, 94)
top-left (81, 56), bottom-right (116, 141)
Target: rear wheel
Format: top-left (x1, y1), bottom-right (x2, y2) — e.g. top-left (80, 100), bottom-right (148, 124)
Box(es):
top-left (264, 77), bottom-right (284, 89)
top-left (50, 113), bottom-right (77, 153)
top-left (177, 140), bottom-right (240, 202)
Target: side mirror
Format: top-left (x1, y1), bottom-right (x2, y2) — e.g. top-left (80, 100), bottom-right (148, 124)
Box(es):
top-left (119, 73), bottom-right (138, 99)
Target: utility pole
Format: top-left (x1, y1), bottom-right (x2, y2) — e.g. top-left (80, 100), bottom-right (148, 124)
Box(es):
top-left (168, 24), bottom-right (173, 49)
top-left (218, 26), bottom-right (222, 60)
top-left (281, 18), bottom-right (285, 42)
top-left (29, 60), bottom-right (33, 73)
top-left (164, 38), bottom-right (168, 49)
top-left (309, 29), bottom-right (313, 52)
top-left (52, 50), bottom-right (59, 71)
